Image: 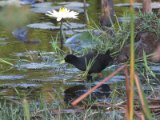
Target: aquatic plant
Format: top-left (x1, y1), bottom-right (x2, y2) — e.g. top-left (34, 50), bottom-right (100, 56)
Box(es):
top-left (46, 7), bottom-right (79, 49)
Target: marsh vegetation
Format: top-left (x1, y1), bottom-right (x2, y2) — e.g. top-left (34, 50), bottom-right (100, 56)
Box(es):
top-left (0, 0), bottom-right (160, 119)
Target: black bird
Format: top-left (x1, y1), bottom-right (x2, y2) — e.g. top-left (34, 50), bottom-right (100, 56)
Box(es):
top-left (64, 50), bottom-right (113, 80)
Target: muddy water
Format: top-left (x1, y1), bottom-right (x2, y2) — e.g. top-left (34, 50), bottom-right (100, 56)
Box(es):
top-left (0, 0), bottom-right (159, 103)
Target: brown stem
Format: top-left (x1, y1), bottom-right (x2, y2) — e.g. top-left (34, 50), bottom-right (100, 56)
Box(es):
top-left (143, 0), bottom-right (152, 14)
top-left (134, 73), bottom-right (152, 119)
top-left (123, 66), bottom-right (130, 120)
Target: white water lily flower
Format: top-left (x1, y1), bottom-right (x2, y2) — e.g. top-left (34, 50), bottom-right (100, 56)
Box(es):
top-left (46, 7), bottom-right (79, 21)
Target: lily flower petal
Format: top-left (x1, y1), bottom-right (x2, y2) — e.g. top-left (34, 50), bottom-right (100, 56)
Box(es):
top-left (45, 7), bottom-right (79, 21)
top-left (57, 17), bottom-right (62, 21)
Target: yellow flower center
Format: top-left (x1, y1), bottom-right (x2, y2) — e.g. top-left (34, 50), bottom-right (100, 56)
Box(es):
top-left (59, 7), bottom-right (66, 12)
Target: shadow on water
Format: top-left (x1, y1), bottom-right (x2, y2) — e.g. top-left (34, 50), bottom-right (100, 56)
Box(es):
top-left (0, 0), bottom-right (160, 104)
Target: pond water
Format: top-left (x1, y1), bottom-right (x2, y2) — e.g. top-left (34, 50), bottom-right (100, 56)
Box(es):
top-left (0, 0), bottom-right (159, 103)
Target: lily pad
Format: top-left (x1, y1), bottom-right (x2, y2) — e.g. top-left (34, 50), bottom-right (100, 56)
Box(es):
top-left (0, 83), bottom-right (41, 88)
top-left (15, 62), bottom-right (58, 70)
top-left (105, 75), bottom-right (125, 84)
top-left (134, 2), bottom-right (160, 9)
top-left (0, 0), bottom-right (20, 7)
top-left (47, 75), bottom-right (73, 81)
top-left (31, 2), bottom-right (85, 14)
top-left (62, 68), bottom-right (80, 74)
top-left (15, 51), bottom-right (55, 57)
top-left (151, 2), bottom-right (160, 9)
top-left (114, 2), bottom-right (141, 7)
top-left (31, 2), bottom-right (52, 8)
top-left (27, 22), bottom-right (54, 30)
top-left (118, 16), bottom-right (138, 23)
top-left (114, 2), bottom-right (160, 9)
top-left (20, 0), bottom-right (35, 5)
top-left (31, 2), bottom-right (56, 13)
top-left (59, 2), bottom-right (89, 8)
top-left (0, 75), bottom-right (25, 80)
top-left (0, 38), bottom-right (8, 41)
top-left (118, 17), bottom-right (131, 23)
top-left (31, 6), bottom-right (84, 14)
top-left (27, 22), bottom-right (86, 30)
top-left (15, 83), bottom-right (41, 88)
top-left (65, 32), bottom-right (97, 51)
top-left (12, 27), bottom-right (28, 41)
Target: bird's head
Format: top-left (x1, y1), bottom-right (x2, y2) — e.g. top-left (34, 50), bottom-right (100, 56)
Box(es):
top-left (64, 54), bottom-right (78, 63)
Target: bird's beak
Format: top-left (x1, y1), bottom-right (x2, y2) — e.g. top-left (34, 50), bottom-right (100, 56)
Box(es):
top-left (60, 60), bottom-right (65, 64)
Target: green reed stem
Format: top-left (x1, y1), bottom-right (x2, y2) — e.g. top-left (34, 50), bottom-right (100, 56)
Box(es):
top-left (129, 1), bottom-right (135, 120)
top-left (0, 58), bottom-right (13, 66)
top-left (23, 98), bottom-right (30, 120)
top-left (83, 0), bottom-right (90, 26)
top-left (60, 20), bottom-right (65, 49)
